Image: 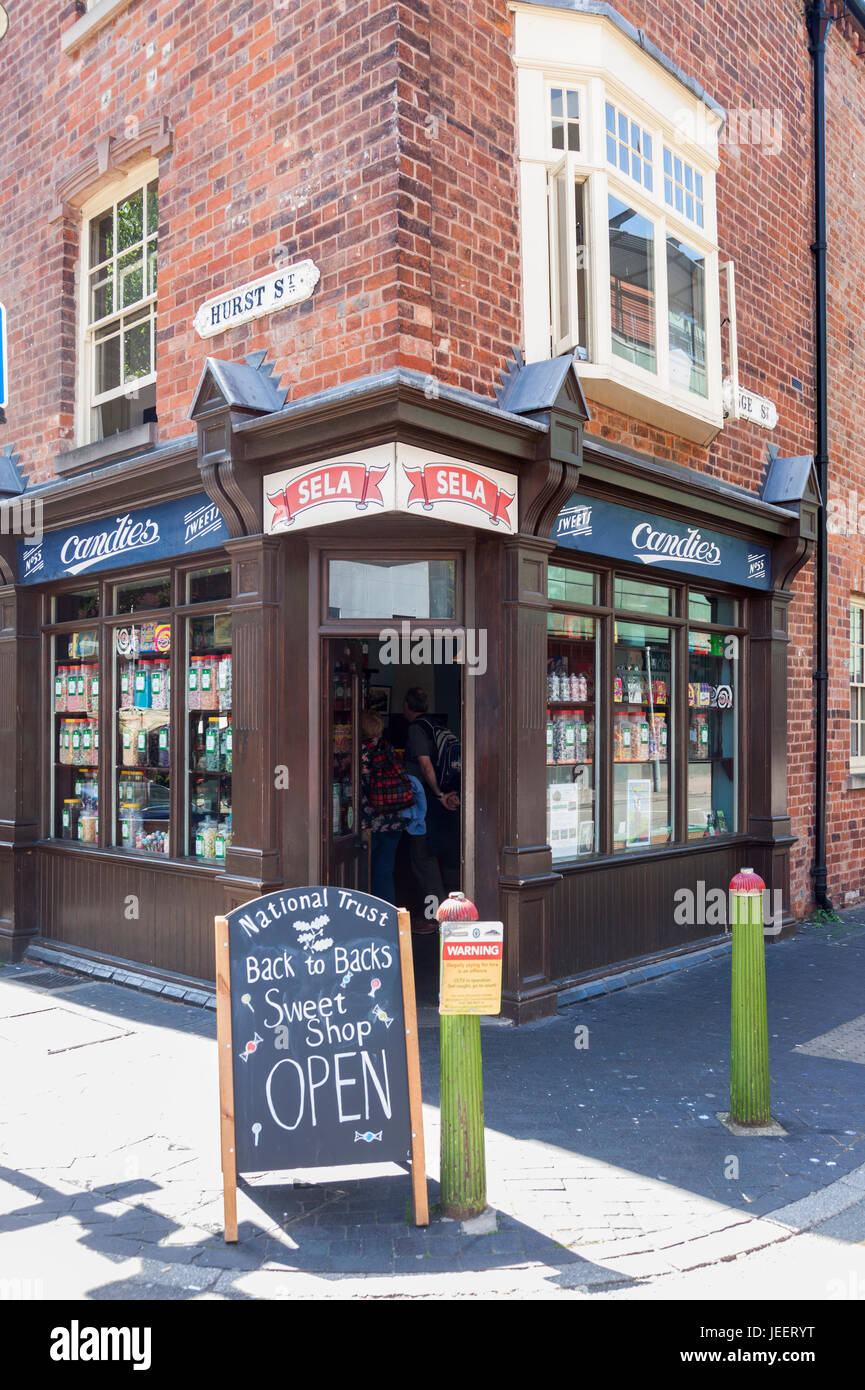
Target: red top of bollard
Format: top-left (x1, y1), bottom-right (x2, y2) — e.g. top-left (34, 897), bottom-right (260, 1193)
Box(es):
top-left (436, 891), bottom-right (479, 923)
top-left (729, 867), bottom-right (766, 893)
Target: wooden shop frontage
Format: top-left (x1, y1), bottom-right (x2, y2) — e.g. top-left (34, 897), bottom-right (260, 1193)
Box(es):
top-left (0, 353), bottom-right (816, 1021)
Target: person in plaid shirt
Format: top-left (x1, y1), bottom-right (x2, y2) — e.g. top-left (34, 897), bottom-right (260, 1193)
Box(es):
top-left (360, 711), bottom-right (408, 904)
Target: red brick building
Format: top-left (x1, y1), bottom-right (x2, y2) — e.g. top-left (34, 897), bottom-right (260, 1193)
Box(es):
top-left (0, 0), bottom-right (859, 1018)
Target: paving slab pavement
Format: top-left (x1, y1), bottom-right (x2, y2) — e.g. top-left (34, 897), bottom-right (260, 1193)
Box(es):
top-left (1, 914), bottom-right (865, 1299)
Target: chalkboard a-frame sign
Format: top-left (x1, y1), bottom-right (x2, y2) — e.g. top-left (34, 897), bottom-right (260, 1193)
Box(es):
top-left (215, 887), bottom-right (429, 1240)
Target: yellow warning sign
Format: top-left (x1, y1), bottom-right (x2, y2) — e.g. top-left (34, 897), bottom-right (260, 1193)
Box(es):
top-left (439, 921), bottom-right (503, 1016)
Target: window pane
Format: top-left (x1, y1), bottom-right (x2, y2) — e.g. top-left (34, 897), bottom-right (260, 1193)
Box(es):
top-left (123, 311), bottom-right (152, 381)
top-left (613, 622), bottom-right (673, 850)
top-left (54, 589), bottom-right (100, 622)
top-left (188, 614), bottom-right (233, 862)
top-left (614, 576), bottom-right (671, 615)
top-left (605, 102), bottom-right (615, 134)
top-left (667, 237), bottom-right (707, 397)
top-left (566, 89), bottom-right (580, 120)
top-left (555, 166), bottom-right (571, 342)
top-left (94, 328), bottom-right (121, 394)
top-left (53, 631), bottom-right (100, 843)
top-left (90, 212), bottom-right (113, 267)
top-left (547, 618), bottom-right (597, 859)
top-left (687, 631), bottom-right (737, 837)
top-left (609, 195), bottom-right (656, 372)
top-left (115, 577), bottom-right (171, 614)
top-left (89, 268), bottom-right (113, 323)
top-left (187, 566), bottom-right (232, 604)
top-left (328, 560), bottom-right (456, 620)
top-left (118, 247), bottom-right (145, 308)
top-left (147, 238), bottom-right (158, 296)
top-left (548, 565), bottom-right (598, 606)
top-left (574, 180), bottom-right (588, 353)
top-left (115, 621), bottom-right (172, 857)
top-left (689, 591), bottom-right (739, 625)
top-left (551, 88), bottom-right (563, 119)
top-left (147, 180), bottom-right (159, 235)
top-left (117, 190), bottom-right (144, 250)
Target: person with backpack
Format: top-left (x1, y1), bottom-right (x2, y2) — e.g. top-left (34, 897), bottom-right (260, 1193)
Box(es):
top-left (402, 687), bottom-right (461, 932)
top-left (360, 711), bottom-right (414, 904)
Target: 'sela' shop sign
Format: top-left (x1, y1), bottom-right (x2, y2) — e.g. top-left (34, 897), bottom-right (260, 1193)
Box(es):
top-left (263, 444), bottom-right (518, 535)
top-left (193, 260), bottom-right (320, 338)
top-left (554, 493), bottom-right (771, 590)
top-left (18, 494), bottom-right (229, 585)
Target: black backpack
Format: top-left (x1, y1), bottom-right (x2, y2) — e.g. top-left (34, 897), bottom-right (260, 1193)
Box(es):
top-left (416, 718), bottom-right (462, 794)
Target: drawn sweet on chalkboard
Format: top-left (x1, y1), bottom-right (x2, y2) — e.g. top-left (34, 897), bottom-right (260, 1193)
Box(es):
top-left (371, 1003), bottom-right (394, 1029)
top-left (368, 977), bottom-right (381, 998)
top-left (239, 1031), bottom-right (263, 1063)
top-left (355, 1130), bottom-right (383, 1143)
top-left (341, 972), bottom-right (353, 987)
top-left (293, 913), bottom-right (334, 952)
top-left (241, 993), bottom-right (254, 1013)
top-left (252, 1122), bottom-right (262, 1147)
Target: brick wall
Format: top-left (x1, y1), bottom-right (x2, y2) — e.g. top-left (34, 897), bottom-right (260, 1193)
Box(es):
top-left (1, 0), bottom-right (855, 915)
top-left (823, 18), bottom-right (865, 907)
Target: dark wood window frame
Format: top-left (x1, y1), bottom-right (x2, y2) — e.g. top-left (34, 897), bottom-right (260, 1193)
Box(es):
top-left (41, 551), bottom-right (232, 870)
top-left (546, 553), bottom-right (749, 870)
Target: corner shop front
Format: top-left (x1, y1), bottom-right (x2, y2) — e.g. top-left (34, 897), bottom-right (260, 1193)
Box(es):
top-left (0, 357), bottom-right (812, 1021)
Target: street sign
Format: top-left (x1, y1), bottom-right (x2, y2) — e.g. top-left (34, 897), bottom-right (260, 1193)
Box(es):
top-left (0, 7), bottom-right (8, 43)
top-left (439, 921), bottom-right (504, 1015)
top-left (0, 302), bottom-right (7, 409)
top-left (723, 377), bottom-right (778, 430)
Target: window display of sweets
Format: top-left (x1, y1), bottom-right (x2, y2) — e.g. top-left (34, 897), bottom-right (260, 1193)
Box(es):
top-left (217, 655), bottom-right (232, 711)
top-left (199, 656), bottom-right (218, 711)
top-left (150, 660), bottom-right (169, 710)
top-left (133, 661), bottom-right (151, 709)
top-left (121, 717), bottom-right (142, 767)
top-left (55, 666), bottom-right (68, 711)
top-left (62, 799), bottom-right (81, 840)
top-left (188, 656), bottom-right (205, 711)
top-left (78, 810), bottom-right (98, 844)
top-left (205, 717), bottom-right (221, 772)
top-left (84, 666), bottom-right (99, 716)
top-left (120, 660), bottom-right (135, 710)
top-left (195, 817), bottom-right (219, 860)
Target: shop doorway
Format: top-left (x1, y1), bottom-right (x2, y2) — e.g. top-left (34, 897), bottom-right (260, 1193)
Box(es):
top-left (323, 636), bottom-right (463, 1002)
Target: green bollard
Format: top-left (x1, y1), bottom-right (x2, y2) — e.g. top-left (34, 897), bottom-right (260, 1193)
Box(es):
top-left (729, 867), bottom-right (771, 1127)
top-left (437, 892), bottom-right (487, 1220)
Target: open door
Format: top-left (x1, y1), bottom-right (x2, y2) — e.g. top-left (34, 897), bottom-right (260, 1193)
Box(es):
top-left (324, 638), bottom-right (370, 890)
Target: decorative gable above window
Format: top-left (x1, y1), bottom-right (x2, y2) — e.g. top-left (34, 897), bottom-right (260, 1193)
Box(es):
top-left (512, 2), bottom-right (725, 446)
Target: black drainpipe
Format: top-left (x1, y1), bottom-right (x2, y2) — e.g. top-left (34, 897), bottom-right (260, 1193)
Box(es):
top-left (807, 0), bottom-right (833, 910)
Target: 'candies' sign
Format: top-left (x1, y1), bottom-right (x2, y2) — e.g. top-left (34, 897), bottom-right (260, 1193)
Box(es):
top-left (18, 495), bottom-right (228, 585)
top-left (554, 494), bottom-right (771, 590)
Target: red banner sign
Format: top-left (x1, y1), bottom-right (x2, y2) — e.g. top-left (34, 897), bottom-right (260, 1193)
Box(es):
top-left (403, 462), bottom-right (515, 529)
top-left (266, 462), bottom-right (390, 528)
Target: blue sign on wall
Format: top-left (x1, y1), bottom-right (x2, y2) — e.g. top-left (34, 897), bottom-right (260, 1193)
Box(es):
top-left (18, 493), bottom-right (229, 585)
top-left (553, 493), bottom-right (771, 590)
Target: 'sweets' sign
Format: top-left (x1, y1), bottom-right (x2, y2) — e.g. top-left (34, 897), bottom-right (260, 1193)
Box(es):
top-left (263, 444), bottom-right (518, 535)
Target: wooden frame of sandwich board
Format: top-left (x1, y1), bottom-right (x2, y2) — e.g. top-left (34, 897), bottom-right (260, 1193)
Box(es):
top-left (215, 906), bottom-right (429, 1241)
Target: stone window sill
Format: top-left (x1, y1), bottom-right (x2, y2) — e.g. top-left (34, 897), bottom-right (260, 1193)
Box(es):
top-left (845, 772), bottom-right (865, 791)
top-left (61, 0), bottom-right (135, 56)
top-left (55, 424), bottom-right (158, 476)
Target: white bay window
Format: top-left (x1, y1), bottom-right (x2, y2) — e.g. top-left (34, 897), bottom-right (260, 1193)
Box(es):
top-left (515, 4), bottom-right (724, 444)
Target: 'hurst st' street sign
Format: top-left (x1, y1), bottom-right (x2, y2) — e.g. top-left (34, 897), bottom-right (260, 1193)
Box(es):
top-left (193, 261), bottom-right (320, 339)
